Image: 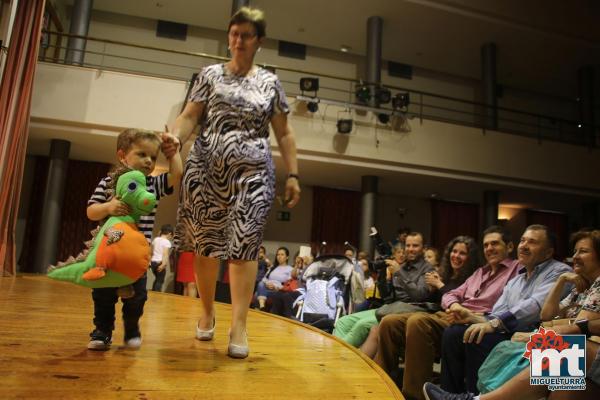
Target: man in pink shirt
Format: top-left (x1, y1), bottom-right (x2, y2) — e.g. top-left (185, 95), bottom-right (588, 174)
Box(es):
top-left (373, 226), bottom-right (520, 400)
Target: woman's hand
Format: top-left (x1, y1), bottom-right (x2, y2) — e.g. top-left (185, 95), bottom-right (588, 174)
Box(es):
top-left (425, 271), bottom-right (444, 289)
top-left (161, 131), bottom-right (181, 159)
top-left (285, 176), bottom-right (300, 208)
top-left (560, 272), bottom-right (589, 293)
top-left (511, 332), bottom-right (531, 343)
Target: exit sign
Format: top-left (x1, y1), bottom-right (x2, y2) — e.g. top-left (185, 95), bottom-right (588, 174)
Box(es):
top-left (276, 211), bottom-right (291, 221)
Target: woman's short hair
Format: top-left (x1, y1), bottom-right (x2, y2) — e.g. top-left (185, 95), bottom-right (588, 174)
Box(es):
top-left (229, 7), bottom-right (266, 38)
top-left (570, 230), bottom-right (600, 258)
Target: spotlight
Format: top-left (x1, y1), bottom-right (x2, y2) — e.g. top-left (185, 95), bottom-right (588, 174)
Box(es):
top-left (337, 119), bottom-right (353, 134)
top-left (376, 87), bottom-right (392, 104)
top-left (392, 92), bottom-right (410, 110)
top-left (377, 113), bottom-right (390, 124)
top-left (307, 101), bottom-right (319, 113)
top-left (355, 85), bottom-right (371, 104)
top-left (300, 77), bottom-right (319, 92)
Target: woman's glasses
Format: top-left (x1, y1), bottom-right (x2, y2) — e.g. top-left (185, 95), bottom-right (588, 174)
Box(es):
top-left (229, 31), bottom-right (257, 42)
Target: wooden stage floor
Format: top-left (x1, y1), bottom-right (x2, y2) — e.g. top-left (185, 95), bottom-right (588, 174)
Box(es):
top-left (0, 276), bottom-right (404, 399)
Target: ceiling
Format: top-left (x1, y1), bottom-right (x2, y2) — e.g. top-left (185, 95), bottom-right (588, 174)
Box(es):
top-left (61, 0), bottom-right (600, 98)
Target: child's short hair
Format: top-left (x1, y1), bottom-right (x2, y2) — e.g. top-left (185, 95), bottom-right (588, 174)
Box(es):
top-left (117, 128), bottom-right (161, 152)
top-left (160, 224), bottom-right (174, 235)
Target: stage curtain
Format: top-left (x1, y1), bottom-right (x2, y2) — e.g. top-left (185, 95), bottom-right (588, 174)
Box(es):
top-left (431, 199), bottom-right (479, 252)
top-left (0, 0), bottom-right (47, 276)
top-left (310, 186), bottom-right (361, 256)
top-left (525, 209), bottom-right (568, 262)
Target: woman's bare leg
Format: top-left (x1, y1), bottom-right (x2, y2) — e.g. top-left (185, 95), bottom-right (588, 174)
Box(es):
top-left (187, 282), bottom-right (198, 298)
top-left (228, 259), bottom-right (258, 345)
top-left (194, 255), bottom-right (220, 330)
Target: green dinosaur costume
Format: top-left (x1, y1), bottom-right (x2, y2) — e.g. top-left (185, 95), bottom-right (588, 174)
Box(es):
top-left (48, 170), bottom-right (156, 288)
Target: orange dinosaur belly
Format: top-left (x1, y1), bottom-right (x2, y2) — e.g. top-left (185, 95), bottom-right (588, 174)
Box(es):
top-left (95, 222), bottom-right (150, 280)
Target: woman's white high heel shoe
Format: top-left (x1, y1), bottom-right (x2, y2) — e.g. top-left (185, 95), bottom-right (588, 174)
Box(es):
top-left (195, 318), bottom-right (215, 341)
top-left (227, 330), bottom-right (249, 359)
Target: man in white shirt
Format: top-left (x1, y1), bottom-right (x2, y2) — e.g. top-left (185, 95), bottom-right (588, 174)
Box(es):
top-left (150, 224), bottom-right (173, 291)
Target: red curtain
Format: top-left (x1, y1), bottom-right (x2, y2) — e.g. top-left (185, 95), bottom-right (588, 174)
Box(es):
top-left (18, 158), bottom-right (110, 272)
top-left (526, 209), bottom-right (568, 261)
top-left (431, 199), bottom-right (479, 251)
top-left (0, 0), bottom-right (47, 276)
top-left (310, 186), bottom-right (361, 255)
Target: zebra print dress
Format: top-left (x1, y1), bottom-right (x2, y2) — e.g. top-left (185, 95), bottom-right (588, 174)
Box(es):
top-left (175, 64), bottom-right (289, 260)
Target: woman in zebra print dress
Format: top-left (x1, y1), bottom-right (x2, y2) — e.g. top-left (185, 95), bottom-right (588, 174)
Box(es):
top-left (162, 7), bottom-right (300, 359)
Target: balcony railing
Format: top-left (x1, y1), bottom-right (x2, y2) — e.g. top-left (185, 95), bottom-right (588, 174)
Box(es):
top-left (39, 30), bottom-right (599, 148)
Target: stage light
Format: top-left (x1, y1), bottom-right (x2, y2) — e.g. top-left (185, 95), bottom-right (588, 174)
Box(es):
top-left (376, 87), bottom-right (391, 104)
top-left (377, 113), bottom-right (390, 124)
top-left (392, 92), bottom-right (410, 110)
top-left (300, 77), bottom-right (319, 92)
top-left (355, 85), bottom-right (371, 104)
top-left (337, 119), bottom-right (353, 134)
top-left (307, 101), bottom-right (319, 113)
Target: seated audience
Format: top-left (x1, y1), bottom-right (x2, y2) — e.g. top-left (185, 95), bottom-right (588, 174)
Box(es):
top-left (333, 232), bottom-right (433, 347)
top-left (423, 229), bottom-right (600, 400)
top-left (424, 246), bottom-right (441, 271)
top-left (256, 247), bottom-right (293, 311)
top-left (361, 235), bottom-right (479, 359)
top-left (269, 254), bottom-right (313, 318)
top-left (375, 226), bottom-right (519, 400)
top-left (255, 245), bottom-right (271, 287)
top-left (438, 224), bottom-right (571, 395)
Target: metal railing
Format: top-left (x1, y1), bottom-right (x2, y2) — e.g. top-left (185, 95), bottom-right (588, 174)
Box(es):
top-left (39, 30), bottom-right (599, 148)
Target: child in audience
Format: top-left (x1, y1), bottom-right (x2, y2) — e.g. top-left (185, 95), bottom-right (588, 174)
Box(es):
top-left (150, 224), bottom-right (173, 291)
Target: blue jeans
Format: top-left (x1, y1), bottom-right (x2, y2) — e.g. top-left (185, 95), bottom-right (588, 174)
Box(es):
top-left (256, 281), bottom-right (278, 298)
top-left (150, 261), bottom-right (166, 291)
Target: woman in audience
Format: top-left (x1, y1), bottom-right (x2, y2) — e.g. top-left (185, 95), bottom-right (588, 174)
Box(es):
top-left (256, 247), bottom-right (293, 310)
top-left (351, 258), bottom-right (378, 313)
top-left (269, 253), bottom-right (313, 318)
top-left (255, 245), bottom-right (271, 289)
top-left (360, 236), bottom-right (479, 358)
top-left (425, 237), bottom-right (479, 304)
top-left (423, 229), bottom-right (600, 400)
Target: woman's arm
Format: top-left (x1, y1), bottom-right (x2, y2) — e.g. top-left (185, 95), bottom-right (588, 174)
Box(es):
top-left (271, 113), bottom-right (300, 208)
top-left (162, 102), bottom-right (205, 159)
top-left (540, 272), bottom-right (586, 320)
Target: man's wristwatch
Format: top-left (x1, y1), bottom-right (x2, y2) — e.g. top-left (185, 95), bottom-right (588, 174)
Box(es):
top-left (489, 318), bottom-right (501, 331)
top-left (575, 319), bottom-right (591, 338)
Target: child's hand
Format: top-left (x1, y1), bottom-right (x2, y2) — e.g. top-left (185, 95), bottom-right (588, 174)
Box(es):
top-left (161, 129), bottom-right (180, 159)
top-left (107, 197), bottom-right (130, 216)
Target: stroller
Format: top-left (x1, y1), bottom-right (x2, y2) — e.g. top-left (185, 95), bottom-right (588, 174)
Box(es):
top-left (293, 255), bottom-right (358, 333)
